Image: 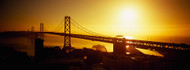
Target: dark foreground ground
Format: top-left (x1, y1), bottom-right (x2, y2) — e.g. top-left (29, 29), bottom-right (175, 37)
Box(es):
top-left (0, 31), bottom-right (190, 70)
top-left (1, 44), bottom-right (190, 70)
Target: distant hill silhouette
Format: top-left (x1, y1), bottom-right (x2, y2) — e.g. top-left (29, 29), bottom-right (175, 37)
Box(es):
top-left (92, 44), bottom-right (107, 52)
top-left (0, 31), bottom-right (31, 38)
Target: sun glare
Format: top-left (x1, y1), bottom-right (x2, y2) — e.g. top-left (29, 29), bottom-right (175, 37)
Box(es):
top-left (116, 7), bottom-right (140, 34)
top-left (124, 36), bottom-right (134, 39)
top-left (120, 8), bottom-right (138, 22)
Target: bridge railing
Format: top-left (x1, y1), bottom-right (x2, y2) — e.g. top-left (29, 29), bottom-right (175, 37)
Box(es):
top-left (125, 39), bottom-right (190, 51)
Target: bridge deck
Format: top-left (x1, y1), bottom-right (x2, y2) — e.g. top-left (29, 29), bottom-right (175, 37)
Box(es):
top-left (39, 32), bottom-right (190, 51)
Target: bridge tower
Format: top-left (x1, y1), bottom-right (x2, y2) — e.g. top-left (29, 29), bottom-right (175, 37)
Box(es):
top-left (31, 26), bottom-right (34, 32)
top-left (64, 16), bottom-right (71, 48)
top-left (113, 38), bottom-right (126, 54)
top-left (40, 23), bottom-right (44, 39)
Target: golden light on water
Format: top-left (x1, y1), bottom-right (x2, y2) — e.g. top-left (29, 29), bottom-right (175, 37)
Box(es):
top-left (136, 48), bottom-right (164, 57)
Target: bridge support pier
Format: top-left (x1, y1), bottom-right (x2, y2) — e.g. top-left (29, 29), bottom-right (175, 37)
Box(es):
top-left (35, 38), bottom-right (44, 57)
top-left (113, 38), bottom-right (126, 55)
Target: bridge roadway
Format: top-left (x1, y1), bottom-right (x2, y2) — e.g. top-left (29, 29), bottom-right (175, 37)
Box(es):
top-left (40, 32), bottom-right (190, 51)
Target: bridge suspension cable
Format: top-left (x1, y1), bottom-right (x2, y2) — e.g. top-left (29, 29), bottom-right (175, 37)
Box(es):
top-left (44, 26), bottom-right (51, 32)
top-left (71, 22), bottom-right (97, 35)
top-left (42, 19), bottom-right (64, 32)
top-left (71, 19), bottom-right (111, 37)
top-left (52, 19), bottom-right (64, 32)
top-left (42, 17), bottom-right (112, 37)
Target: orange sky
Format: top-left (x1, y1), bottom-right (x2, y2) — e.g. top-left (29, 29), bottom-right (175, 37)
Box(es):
top-left (0, 0), bottom-right (190, 40)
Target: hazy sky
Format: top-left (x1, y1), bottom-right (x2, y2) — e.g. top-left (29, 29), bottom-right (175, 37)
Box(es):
top-left (0, 0), bottom-right (190, 39)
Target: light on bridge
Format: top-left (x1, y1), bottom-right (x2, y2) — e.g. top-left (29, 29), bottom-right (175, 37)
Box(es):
top-left (126, 45), bottom-right (129, 48)
top-left (126, 41), bottom-right (133, 44)
top-left (126, 52), bottom-right (130, 54)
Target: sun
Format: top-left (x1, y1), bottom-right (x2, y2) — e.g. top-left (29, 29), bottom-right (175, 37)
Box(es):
top-left (116, 7), bottom-right (140, 34)
top-left (120, 8), bottom-right (138, 22)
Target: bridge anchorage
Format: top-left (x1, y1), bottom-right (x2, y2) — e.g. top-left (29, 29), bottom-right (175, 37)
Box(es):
top-left (38, 16), bottom-right (190, 56)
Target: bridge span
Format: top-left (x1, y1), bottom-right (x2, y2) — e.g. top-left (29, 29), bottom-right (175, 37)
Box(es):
top-left (36, 32), bottom-right (190, 54)
top-left (34, 16), bottom-right (190, 55)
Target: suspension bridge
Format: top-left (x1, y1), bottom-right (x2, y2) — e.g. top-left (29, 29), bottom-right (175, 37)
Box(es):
top-left (33, 16), bottom-right (190, 55)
